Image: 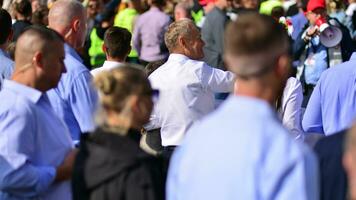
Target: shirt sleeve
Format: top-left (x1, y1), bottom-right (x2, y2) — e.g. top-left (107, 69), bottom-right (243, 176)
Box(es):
top-left (281, 79), bottom-right (304, 141)
top-left (201, 64), bottom-right (235, 93)
top-left (0, 107), bottom-right (56, 198)
top-left (302, 78), bottom-right (324, 134)
top-left (69, 71), bottom-right (98, 133)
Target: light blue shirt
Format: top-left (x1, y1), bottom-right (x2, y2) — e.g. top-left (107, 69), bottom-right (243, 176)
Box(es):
top-left (167, 96), bottom-right (319, 200)
top-left (47, 44), bottom-right (98, 141)
top-left (303, 53), bottom-right (356, 135)
top-left (304, 36), bottom-right (328, 85)
top-left (0, 80), bottom-right (73, 200)
top-left (0, 49), bottom-right (14, 89)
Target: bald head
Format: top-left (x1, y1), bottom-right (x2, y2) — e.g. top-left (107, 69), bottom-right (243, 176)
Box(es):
top-left (48, 0), bottom-right (86, 48)
top-left (49, 0), bottom-right (85, 30)
top-left (15, 25), bottom-right (63, 70)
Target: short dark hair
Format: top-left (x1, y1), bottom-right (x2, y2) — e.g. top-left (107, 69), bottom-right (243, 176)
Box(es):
top-left (0, 9), bottom-right (12, 45)
top-left (20, 25), bottom-right (64, 45)
top-left (14, 0), bottom-right (32, 18)
top-left (104, 26), bottom-right (131, 59)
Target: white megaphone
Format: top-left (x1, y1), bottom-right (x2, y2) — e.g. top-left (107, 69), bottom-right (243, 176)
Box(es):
top-left (316, 17), bottom-right (342, 48)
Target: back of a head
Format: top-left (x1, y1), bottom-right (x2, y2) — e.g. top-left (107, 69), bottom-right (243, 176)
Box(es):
top-left (104, 26), bottom-right (132, 59)
top-left (149, 0), bottom-right (165, 7)
top-left (0, 8), bottom-right (12, 45)
top-left (48, 0), bottom-right (85, 30)
top-left (164, 19), bottom-right (195, 53)
top-left (15, 25), bottom-right (64, 66)
top-left (224, 13), bottom-right (290, 78)
top-left (14, 0), bottom-right (32, 18)
top-left (94, 64), bottom-right (151, 112)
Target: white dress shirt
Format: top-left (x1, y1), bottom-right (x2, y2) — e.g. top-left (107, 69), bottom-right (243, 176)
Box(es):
top-left (279, 77), bottom-right (304, 141)
top-left (147, 53), bottom-right (235, 146)
top-left (91, 60), bottom-right (123, 77)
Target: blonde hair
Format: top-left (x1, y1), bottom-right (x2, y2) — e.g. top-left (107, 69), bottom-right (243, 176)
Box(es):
top-left (94, 64), bottom-right (151, 112)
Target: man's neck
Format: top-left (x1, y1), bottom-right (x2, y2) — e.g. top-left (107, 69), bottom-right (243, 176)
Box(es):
top-left (106, 57), bottom-right (125, 63)
top-left (234, 81), bottom-right (276, 106)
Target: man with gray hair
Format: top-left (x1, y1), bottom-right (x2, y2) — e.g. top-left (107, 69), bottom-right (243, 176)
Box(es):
top-left (146, 19), bottom-right (234, 157)
top-left (167, 13), bottom-right (318, 199)
top-left (47, 0), bottom-right (98, 143)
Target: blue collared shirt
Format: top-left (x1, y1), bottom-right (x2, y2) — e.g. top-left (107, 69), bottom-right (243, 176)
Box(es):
top-left (47, 44), bottom-right (98, 141)
top-left (0, 80), bottom-right (73, 200)
top-left (167, 96), bottom-right (319, 200)
top-left (0, 49), bottom-right (14, 89)
top-left (303, 52), bottom-right (356, 135)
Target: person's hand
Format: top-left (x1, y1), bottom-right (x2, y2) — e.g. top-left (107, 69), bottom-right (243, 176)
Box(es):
top-left (306, 26), bottom-right (319, 37)
top-left (54, 149), bottom-right (78, 182)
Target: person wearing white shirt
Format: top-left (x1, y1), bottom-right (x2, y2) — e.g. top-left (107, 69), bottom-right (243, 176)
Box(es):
top-left (146, 19), bottom-right (235, 154)
top-left (279, 77), bottom-right (304, 141)
top-left (91, 26), bottom-right (131, 77)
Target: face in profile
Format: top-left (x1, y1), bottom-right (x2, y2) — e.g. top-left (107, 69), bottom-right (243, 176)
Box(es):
top-left (42, 41), bottom-right (66, 89)
top-left (185, 25), bottom-right (205, 60)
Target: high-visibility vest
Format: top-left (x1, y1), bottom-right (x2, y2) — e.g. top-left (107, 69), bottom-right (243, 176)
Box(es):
top-left (114, 8), bottom-right (138, 58)
top-left (88, 28), bottom-right (106, 68)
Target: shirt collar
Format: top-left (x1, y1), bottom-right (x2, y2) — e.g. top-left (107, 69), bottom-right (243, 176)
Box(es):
top-left (0, 49), bottom-right (10, 58)
top-left (64, 43), bottom-right (83, 63)
top-left (3, 80), bottom-right (43, 104)
top-left (102, 60), bottom-right (123, 69)
top-left (168, 53), bottom-right (190, 62)
top-left (350, 52), bottom-right (356, 60)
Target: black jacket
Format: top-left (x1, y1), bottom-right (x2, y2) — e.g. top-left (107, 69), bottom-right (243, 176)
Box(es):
top-left (72, 127), bottom-right (166, 200)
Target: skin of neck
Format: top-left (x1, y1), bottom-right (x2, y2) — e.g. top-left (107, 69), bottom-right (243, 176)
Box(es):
top-left (106, 54), bottom-right (127, 63)
top-left (233, 77), bottom-right (279, 106)
top-left (12, 65), bottom-right (48, 92)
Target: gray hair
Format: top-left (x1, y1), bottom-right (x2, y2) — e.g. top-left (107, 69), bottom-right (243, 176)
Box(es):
top-left (164, 19), bottom-right (195, 52)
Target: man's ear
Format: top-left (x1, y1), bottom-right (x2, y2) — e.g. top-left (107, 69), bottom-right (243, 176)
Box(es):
top-left (275, 54), bottom-right (291, 78)
top-left (72, 19), bottom-right (80, 33)
top-left (102, 44), bottom-right (107, 54)
top-left (33, 51), bottom-right (43, 68)
top-left (7, 29), bottom-right (13, 43)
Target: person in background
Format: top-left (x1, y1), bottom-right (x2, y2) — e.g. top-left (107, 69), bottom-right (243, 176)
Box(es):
top-left (146, 19), bottom-right (235, 158)
top-left (72, 65), bottom-right (166, 200)
top-left (31, 5), bottom-right (49, 26)
top-left (167, 13), bottom-right (318, 200)
top-left (91, 26), bottom-right (132, 76)
top-left (133, 0), bottom-right (171, 66)
top-left (114, 0), bottom-right (141, 63)
top-left (88, 8), bottom-right (116, 68)
top-left (201, 0), bottom-right (230, 70)
top-left (0, 9), bottom-right (14, 89)
top-left (0, 25), bottom-right (75, 200)
top-left (302, 52), bottom-right (356, 136)
top-left (174, 2), bottom-right (192, 21)
top-left (293, 0), bottom-right (355, 107)
top-left (47, 0), bottom-right (98, 143)
top-left (12, 0), bottom-right (32, 41)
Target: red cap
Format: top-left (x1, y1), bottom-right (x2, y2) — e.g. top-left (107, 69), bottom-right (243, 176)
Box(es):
top-left (307, 0), bottom-right (326, 12)
top-left (199, 0), bottom-right (217, 6)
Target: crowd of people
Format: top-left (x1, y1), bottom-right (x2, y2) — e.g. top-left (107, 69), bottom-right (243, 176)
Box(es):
top-left (1, 0), bottom-right (356, 199)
